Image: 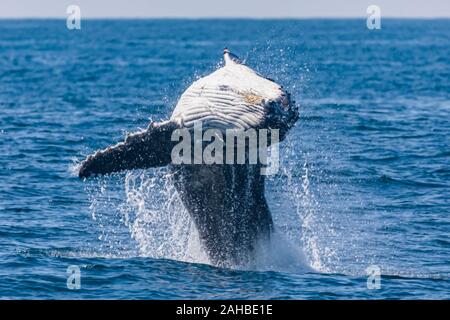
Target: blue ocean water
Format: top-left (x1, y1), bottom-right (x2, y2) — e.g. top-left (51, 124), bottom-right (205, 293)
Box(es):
top-left (0, 19), bottom-right (449, 299)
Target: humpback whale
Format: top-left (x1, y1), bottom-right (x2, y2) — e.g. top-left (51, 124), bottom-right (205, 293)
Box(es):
top-left (78, 49), bottom-right (299, 267)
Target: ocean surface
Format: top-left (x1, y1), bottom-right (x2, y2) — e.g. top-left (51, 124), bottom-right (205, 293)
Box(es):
top-left (0, 19), bottom-right (449, 299)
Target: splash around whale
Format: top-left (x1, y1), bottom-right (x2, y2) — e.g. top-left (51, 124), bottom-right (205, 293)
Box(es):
top-left (78, 49), bottom-right (299, 267)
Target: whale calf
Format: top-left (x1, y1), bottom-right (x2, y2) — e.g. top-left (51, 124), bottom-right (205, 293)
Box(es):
top-left (78, 49), bottom-right (299, 267)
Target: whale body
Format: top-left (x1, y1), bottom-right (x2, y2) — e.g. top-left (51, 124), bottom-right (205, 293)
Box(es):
top-left (78, 49), bottom-right (299, 267)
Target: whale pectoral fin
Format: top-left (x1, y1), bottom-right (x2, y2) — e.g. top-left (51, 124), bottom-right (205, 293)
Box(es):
top-left (78, 120), bottom-right (178, 179)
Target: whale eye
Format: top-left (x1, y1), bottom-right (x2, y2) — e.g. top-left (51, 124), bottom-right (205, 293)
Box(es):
top-left (280, 93), bottom-right (292, 110)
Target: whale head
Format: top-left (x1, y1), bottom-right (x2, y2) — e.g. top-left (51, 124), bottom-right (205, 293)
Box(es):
top-left (171, 49), bottom-right (299, 136)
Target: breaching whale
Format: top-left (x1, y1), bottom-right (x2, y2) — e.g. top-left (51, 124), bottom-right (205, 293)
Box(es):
top-left (78, 49), bottom-right (299, 267)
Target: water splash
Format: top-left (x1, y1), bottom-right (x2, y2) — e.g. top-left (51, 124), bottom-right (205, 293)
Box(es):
top-left (266, 135), bottom-right (341, 274)
top-left (298, 157), bottom-right (335, 272)
top-left (84, 164), bottom-right (323, 272)
top-left (122, 169), bottom-right (209, 264)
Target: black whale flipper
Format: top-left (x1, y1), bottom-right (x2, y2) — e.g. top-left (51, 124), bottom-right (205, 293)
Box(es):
top-left (78, 121), bottom-right (178, 179)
